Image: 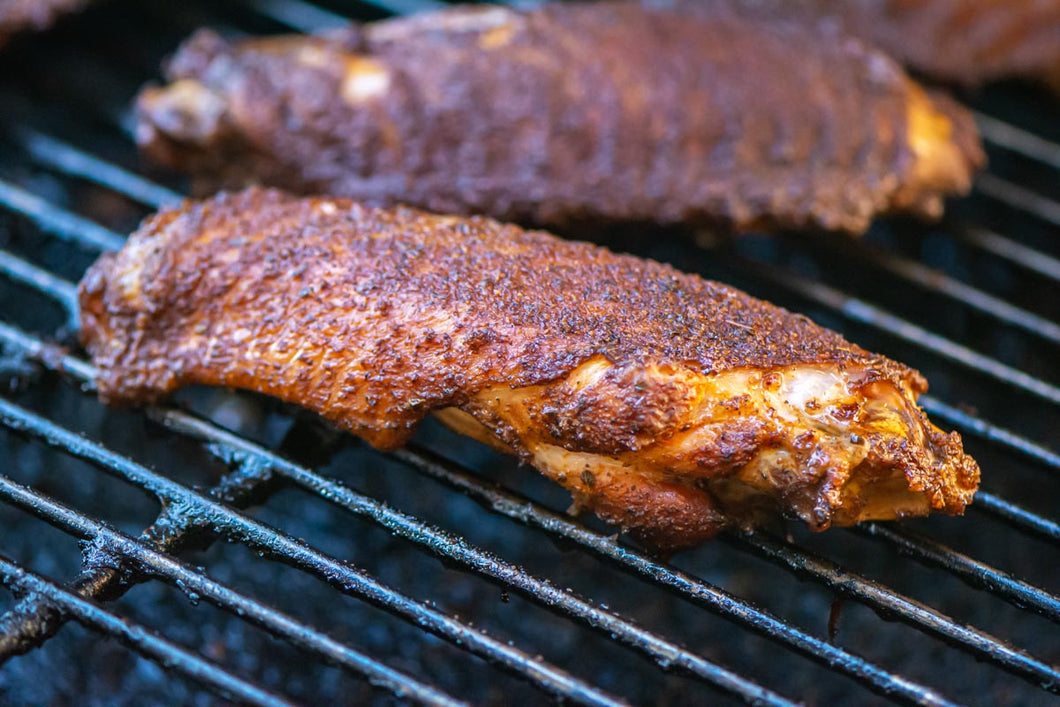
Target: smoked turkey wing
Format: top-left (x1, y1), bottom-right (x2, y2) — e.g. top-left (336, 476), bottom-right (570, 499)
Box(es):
top-left (79, 189), bottom-right (980, 551)
top-left (682, 0), bottom-right (1060, 88)
top-left (0, 0), bottom-right (90, 46)
top-left (135, 2), bottom-right (983, 236)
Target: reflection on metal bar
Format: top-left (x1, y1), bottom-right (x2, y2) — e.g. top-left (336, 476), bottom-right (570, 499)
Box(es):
top-left (954, 226), bottom-right (1060, 283)
top-left (976, 173), bottom-right (1060, 228)
top-left (358, 0), bottom-right (447, 16)
top-left (974, 112), bottom-right (1060, 170)
top-left (240, 0), bottom-right (349, 31)
top-left (15, 127), bottom-right (182, 209)
top-left (0, 320), bottom-right (97, 387)
top-left (0, 179), bottom-right (124, 251)
top-left (0, 250), bottom-right (79, 327)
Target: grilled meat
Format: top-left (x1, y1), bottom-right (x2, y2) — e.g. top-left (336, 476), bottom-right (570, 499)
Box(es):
top-left (0, 0), bottom-right (90, 46)
top-left (78, 189), bottom-right (980, 551)
top-left (135, 2), bottom-right (984, 236)
top-left (679, 0), bottom-right (1060, 88)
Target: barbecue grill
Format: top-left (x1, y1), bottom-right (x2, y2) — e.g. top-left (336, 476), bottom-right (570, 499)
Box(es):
top-left (0, 1), bottom-right (1057, 704)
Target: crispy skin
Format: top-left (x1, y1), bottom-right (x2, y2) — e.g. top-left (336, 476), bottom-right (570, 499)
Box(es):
top-left (0, 0), bottom-right (90, 46)
top-left (135, 2), bottom-right (983, 235)
top-left (679, 0), bottom-right (1060, 87)
top-left (78, 189), bottom-right (979, 551)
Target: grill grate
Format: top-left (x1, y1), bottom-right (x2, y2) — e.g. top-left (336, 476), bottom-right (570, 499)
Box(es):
top-left (0, 1), bottom-right (1057, 705)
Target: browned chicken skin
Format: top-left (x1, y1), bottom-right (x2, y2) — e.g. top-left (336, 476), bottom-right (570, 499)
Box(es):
top-left (0, 0), bottom-right (90, 46)
top-left (78, 189), bottom-right (980, 551)
top-left (682, 0), bottom-right (1060, 88)
top-left (135, 2), bottom-right (984, 236)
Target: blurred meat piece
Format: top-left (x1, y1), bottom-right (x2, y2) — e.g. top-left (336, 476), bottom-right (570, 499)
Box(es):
top-left (136, 2), bottom-right (984, 235)
top-left (79, 188), bottom-right (980, 551)
top-left (682, 0), bottom-right (1060, 88)
top-left (0, 0), bottom-right (90, 46)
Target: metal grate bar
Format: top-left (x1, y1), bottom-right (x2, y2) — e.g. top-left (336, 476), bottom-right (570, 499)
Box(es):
top-left (973, 492), bottom-right (1060, 543)
top-left (0, 249), bottom-right (79, 327)
top-left (975, 173), bottom-right (1060, 228)
top-left (0, 178), bottom-right (124, 251)
top-left (974, 111), bottom-right (1060, 169)
top-left (0, 473), bottom-right (466, 706)
top-left (0, 320), bottom-right (96, 385)
top-left (954, 227), bottom-right (1060, 283)
top-left (0, 395), bottom-right (777, 707)
top-left (239, 0), bottom-right (351, 31)
top-left (727, 532), bottom-right (1060, 693)
top-left (733, 256), bottom-right (1060, 406)
top-left (13, 126), bottom-right (183, 209)
top-left (0, 555), bottom-right (296, 707)
top-left (857, 524), bottom-right (1060, 622)
top-left (356, 0), bottom-right (447, 15)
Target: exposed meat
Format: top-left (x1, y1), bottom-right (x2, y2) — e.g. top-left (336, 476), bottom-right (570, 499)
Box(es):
top-left (78, 188), bottom-right (980, 551)
top-left (135, 2), bottom-right (984, 236)
top-left (0, 0), bottom-right (90, 46)
top-left (678, 0), bottom-right (1060, 88)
